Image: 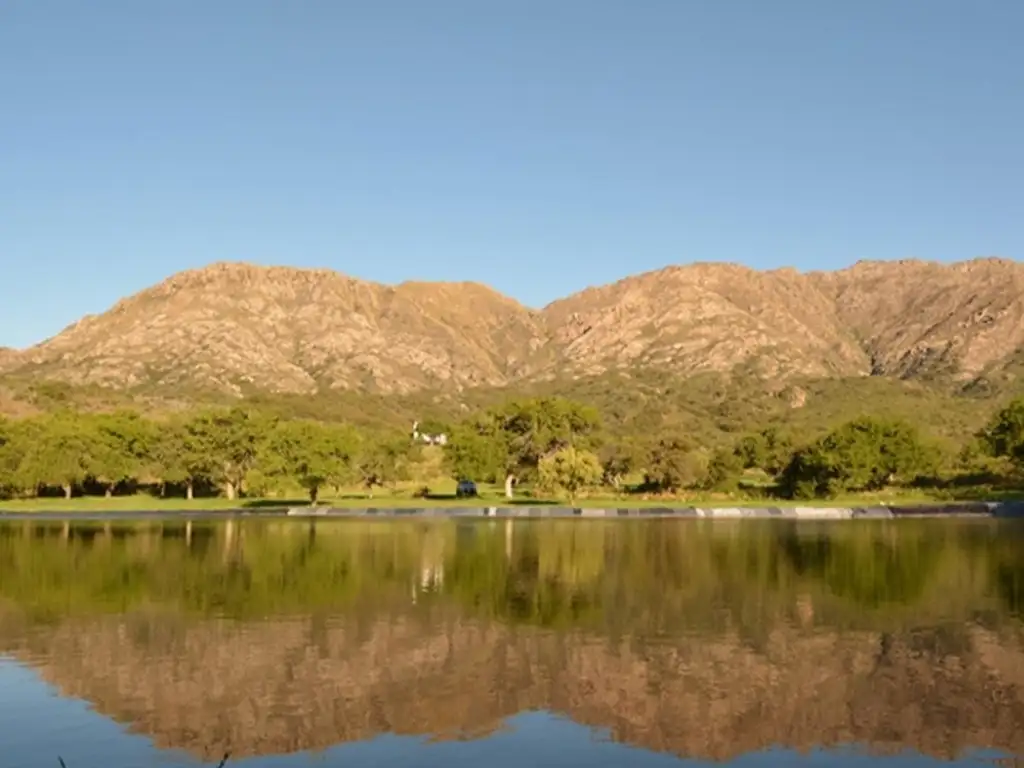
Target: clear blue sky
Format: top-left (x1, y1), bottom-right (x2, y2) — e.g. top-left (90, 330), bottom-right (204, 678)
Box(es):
top-left (2, 0), bottom-right (1022, 348)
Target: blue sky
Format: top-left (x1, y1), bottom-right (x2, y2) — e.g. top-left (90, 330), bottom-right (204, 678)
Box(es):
top-left (2, 0), bottom-right (1022, 348)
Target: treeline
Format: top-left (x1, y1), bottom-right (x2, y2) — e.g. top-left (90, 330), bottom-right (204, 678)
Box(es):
top-left (441, 395), bottom-right (1024, 500)
top-left (0, 409), bottom-right (416, 502)
top-left (2, 395), bottom-right (1024, 502)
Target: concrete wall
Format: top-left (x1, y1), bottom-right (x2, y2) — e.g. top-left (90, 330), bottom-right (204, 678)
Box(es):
top-left (282, 502), bottom-right (1024, 519)
top-left (4, 501), bottom-right (1024, 521)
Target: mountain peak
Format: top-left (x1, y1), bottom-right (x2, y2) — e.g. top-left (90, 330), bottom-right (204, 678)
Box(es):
top-left (2, 257), bottom-right (1023, 397)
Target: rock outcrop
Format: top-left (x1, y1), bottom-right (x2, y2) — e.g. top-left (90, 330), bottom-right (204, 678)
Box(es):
top-left (2, 257), bottom-right (1024, 395)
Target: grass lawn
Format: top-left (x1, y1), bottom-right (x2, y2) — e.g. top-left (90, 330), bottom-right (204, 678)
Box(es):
top-left (1, 486), bottom-right (1015, 513)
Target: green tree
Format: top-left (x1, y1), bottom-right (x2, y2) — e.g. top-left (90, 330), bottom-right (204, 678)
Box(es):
top-left (86, 411), bottom-right (155, 497)
top-left (599, 438), bottom-right (643, 493)
top-left (17, 412), bottom-right (98, 498)
top-left (979, 397), bottom-right (1024, 467)
top-left (148, 416), bottom-right (217, 499)
top-left (262, 419), bottom-right (358, 503)
top-left (705, 447), bottom-right (744, 491)
top-left (356, 434), bottom-right (415, 496)
top-left (538, 447), bottom-right (603, 501)
top-left (446, 397), bottom-right (602, 498)
top-left (444, 420), bottom-right (508, 484)
top-left (735, 427), bottom-right (793, 475)
top-left (186, 407), bottom-right (271, 499)
top-left (644, 436), bottom-right (708, 492)
top-left (0, 418), bottom-right (19, 497)
top-left (778, 416), bottom-right (939, 499)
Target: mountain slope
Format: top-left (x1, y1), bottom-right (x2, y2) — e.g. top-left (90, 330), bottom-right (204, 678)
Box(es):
top-left (5, 263), bottom-right (546, 395)
top-left (2, 257), bottom-right (1024, 398)
top-left (538, 262), bottom-right (870, 381)
top-left (0, 348), bottom-right (17, 372)
top-left (810, 257), bottom-right (1024, 380)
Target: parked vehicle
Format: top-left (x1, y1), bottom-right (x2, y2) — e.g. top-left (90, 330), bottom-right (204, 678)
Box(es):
top-left (455, 479), bottom-right (478, 498)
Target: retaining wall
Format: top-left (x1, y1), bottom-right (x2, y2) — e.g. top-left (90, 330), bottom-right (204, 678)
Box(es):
top-left (3, 501), bottom-right (1024, 521)
top-left (280, 502), bottom-right (1024, 519)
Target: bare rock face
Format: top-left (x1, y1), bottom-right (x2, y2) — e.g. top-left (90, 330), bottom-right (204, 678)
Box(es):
top-left (810, 258), bottom-right (1024, 380)
top-left (539, 263), bottom-right (870, 381)
top-left (9, 263), bottom-right (546, 396)
top-left (0, 348), bottom-right (20, 373)
top-left (3, 257), bottom-right (1024, 395)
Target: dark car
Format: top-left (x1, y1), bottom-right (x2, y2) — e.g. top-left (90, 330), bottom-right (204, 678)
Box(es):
top-left (455, 479), bottom-right (478, 498)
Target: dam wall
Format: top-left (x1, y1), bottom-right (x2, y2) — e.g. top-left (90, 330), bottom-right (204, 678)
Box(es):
top-left (3, 500), bottom-right (1024, 521)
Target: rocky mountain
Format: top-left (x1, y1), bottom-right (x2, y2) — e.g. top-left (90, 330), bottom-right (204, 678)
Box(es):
top-left (0, 347), bottom-right (18, 372)
top-left (2, 263), bottom-right (547, 396)
top-left (1, 257), bottom-right (1022, 396)
top-left (808, 258), bottom-right (1024, 380)
top-left (540, 262), bottom-right (869, 381)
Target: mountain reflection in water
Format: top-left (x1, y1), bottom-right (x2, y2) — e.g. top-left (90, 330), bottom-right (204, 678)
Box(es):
top-left (1, 519), bottom-right (1023, 767)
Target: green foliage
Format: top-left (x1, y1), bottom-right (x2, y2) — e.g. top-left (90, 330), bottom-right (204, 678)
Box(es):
top-left (0, 380), bottom-right (1022, 504)
top-left (705, 447), bottom-right (744, 491)
top-left (444, 419), bottom-right (509, 483)
top-left (644, 436), bottom-right (708, 492)
top-left (537, 447), bottom-right (603, 500)
top-left (598, 438), bottom-right (644, 491)
top-left (186, 407), bottom-right (272, 498)
top-left (444, 397), bottom-right (602, 494)
top-left (150, 416), bottom-right (215, 497)
top-left (979, 397), bottom-right (1024, 467)
top-left (15, 412), bottom-right (98, 497)
top-left (261, 419), bottom-right (359, 502)
top-left (734, 427), bottom-right (793, 475)
top-left (778, 416), bottom-right (941, 499)
top-left (355, 433), bottom-right (416, 493)
top-left (0, 417), bottom-right (16, 494)
top-left (87, 411), bottom-right (155, 494)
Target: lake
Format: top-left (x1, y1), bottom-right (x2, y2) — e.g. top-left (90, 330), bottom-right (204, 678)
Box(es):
top-left (1, 518), bottom-right (1023, 767)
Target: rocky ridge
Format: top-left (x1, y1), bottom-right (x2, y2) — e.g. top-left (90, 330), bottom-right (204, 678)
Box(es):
top-left (1, 257), bottom-right (1022, 396)
top-left (808, 258), bottom-right (1024, 380)
top-left (0, 347), bottom-right (18, 372)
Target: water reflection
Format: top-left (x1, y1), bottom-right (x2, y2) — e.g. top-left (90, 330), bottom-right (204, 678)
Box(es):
top-left (1, 519), bottom-right (1023, 765)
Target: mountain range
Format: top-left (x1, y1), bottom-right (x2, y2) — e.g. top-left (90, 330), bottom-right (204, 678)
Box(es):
top-left (1, 257), bottom-right (1023, 399)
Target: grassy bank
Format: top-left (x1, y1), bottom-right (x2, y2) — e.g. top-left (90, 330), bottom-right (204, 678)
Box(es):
top-left (2, 487), bottom-right (1017, 513)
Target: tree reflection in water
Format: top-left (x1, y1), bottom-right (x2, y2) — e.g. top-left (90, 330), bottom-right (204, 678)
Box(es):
top-left (0, 519), bottom-right (1023, 763)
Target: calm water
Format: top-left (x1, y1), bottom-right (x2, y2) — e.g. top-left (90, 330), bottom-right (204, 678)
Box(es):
top-left (1, 519), bottom-right (1024, 768)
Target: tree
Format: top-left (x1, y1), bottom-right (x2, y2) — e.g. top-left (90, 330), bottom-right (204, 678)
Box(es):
top-left (705, 447), bottom-right (744, 491)
top-left (734, 427), bottom-right (793, 475)
top-left (599, 439), bottom-right (643, 493)
top-left (445, 397), bottom-right (602, 498)
top-left (644, 436), bottom-right (708, 492)
top-left (262, 419), bottom-right (357, 503)
top-left (444, 421), bottom-right (508, 484)
top-left (149, 416), bottom-right (214, 499)
top-left (538, 447), bottom-right (603, 501)
top-left (0, 418), bottom-right (18, 497)
top-left (86, 411), bottom-right (154, 497)
top-left (979, 398), bottom-right (1024, 467)
top-left (777, 416), bottom-right (939, 499)
top-left (186, 407), bottom-right (271, 499)
top-left (355, 434), bottom-right (415, 496)
top-left (16, 412), bottom-right (98, 498)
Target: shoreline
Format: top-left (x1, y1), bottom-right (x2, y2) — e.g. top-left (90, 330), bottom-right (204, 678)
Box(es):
top-left (3, 500), bottom-right (1024, 521)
